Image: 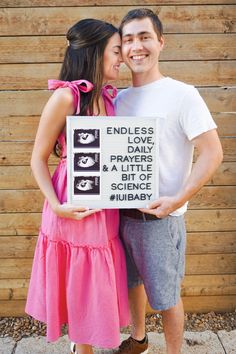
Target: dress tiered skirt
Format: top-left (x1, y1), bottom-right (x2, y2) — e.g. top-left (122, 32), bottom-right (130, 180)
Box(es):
top-left (25, 159), bottom-right (130, 348)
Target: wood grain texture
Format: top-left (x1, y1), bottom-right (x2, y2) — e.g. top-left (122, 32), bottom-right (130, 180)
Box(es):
top-left (0, 254), bottom-right (235, 279)
top-left (0, 91), bottom-right (50, 117)
top-left (0, 162), bottom-right (234, 190)
top-left (0, 259), bottom-right (33, 279)
top-left (1, 139), bottom-right (234, 167)
top-left (1, 6), bottom-right (235, 36)
top-left (148, 295), bottom-right (236, 313)
top-left (2, 0), bottom-right (236, 7)
top-left (0, 165), bottom-right (56, 189)
top-left (185, 254), bottom-right (236, 275)
top-left (182, 295), bottom-right (236, 313)
top-left (0, 113), bottom-right (235, 142)
top-left (206, 162), bottom-right (236, 186)
top-left (0, 87), bottom-right (235, 117)
top-left (220, 138), bottom-right (236, 162)
top-left (189, 186), bottom-right (236, 209)
top-left (1, 294), bottom-right (235, 316)
top-left (0, 300), bottom-right (27, 316)
top-left (214, 113), bottom-right (236, 137)
top-left (0, 279), bottom-right (29, 301)
top-left (186, 209), bottom-right (236, 232)
top-left (0, 116), bottom-right (39, 141)
top-left (0, 210), bottom-right (235, 236)
top-left (0, 274), bottom-right (235, 301)
top-left (0, 1), bottom-right (235, 315)
top-left (1, 61), bottom-right (235, 89)
top-left (0, 213), bottom-right (41, 236)
top-left (199, 87), bottom-right (236, 113)
top-left (0, 186), bottom-right (235, 213)
top-left (186, 231), bottom-right (236, 254)
top-left (1, 34), bottom-right (235, 63)
top-left (0, 142), bottom-right (58, 166)
top-left (0, 236), bottom-right (37, 258)
top-left (181, 274), bottom-right (236, 296)
top-left (192, 138), bottom-right (236, 163)
top-left (0, 232), bottom-right (235, 257)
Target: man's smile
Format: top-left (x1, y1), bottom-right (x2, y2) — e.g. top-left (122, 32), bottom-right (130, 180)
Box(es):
top-left (130, 54), bottom-right (148, 61)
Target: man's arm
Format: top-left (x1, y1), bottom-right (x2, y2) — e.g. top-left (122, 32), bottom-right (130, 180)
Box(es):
top-left (139, 129), bottom-right (223, 218)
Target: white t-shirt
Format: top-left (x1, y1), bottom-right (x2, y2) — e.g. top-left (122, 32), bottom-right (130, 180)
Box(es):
top-left (115, 77), bottom-right (217, 216)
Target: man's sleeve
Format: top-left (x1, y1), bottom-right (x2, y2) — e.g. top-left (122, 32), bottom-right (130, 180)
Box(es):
top-left (179, 87), bottom-right (217, 141)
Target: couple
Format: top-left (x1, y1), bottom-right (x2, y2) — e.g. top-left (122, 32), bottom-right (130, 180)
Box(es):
top-left (25, 8), bottom-right (223, 354)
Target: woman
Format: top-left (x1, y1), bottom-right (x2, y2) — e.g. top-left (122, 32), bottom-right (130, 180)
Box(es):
top-left (25, 19), bottom-right (130, 354)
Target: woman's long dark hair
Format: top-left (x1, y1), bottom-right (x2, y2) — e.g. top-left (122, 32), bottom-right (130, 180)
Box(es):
top-left (60, 19), bottom-right (118, 115)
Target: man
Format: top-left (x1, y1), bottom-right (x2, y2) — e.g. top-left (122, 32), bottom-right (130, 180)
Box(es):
top-left (115, 8), bottom-right (223, 354)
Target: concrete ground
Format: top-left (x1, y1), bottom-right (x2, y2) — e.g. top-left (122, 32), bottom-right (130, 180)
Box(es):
top-left (1, 331), bottom-right (235, 354)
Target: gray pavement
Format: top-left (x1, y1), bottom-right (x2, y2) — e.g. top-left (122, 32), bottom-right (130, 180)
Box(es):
top-left (0, 331), bottom-right (235, 354)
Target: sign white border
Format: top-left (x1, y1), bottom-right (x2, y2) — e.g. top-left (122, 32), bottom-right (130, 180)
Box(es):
top-left (67, 116), bottom-right (159, 208)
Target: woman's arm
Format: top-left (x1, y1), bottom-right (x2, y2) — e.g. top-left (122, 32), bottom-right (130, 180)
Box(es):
top-left (31, 88), bottom-right (100, 220)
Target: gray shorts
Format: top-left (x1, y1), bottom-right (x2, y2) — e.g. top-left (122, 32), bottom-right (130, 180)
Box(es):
top-left (120, 214), bottom-right (186, 311)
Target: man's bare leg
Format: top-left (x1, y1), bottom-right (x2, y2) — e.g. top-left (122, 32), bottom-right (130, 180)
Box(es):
top-left (162, 298), bottom-right (184, 354)
top-left (75, 344), bottom-right (93, 354)
top-left (129, 284), bottom-right (147, 340)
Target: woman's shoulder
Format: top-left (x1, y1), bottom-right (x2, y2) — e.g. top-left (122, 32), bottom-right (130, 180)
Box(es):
top-left (42, 87), bottom-right (75, 119)
top-left (48, 87), bottom-right (75, 114)
top-left (51, 86), bottom-right (74, 104)
top-left (48, 79), bottom-right (94, 115)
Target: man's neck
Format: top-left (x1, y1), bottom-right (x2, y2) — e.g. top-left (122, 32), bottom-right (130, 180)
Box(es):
top-left (132, 70), bottom-right (164, 87)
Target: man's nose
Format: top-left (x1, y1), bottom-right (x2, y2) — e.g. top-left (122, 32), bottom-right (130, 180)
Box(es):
top-left (132, 38), bottom-right (143, 50)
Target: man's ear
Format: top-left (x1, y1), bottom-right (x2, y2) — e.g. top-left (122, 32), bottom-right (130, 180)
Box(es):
top-left (159, 36), bottom-right (164, 50)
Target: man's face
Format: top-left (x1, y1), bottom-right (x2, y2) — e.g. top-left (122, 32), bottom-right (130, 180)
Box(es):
top-left (121, 17), bottom-right (164, 75)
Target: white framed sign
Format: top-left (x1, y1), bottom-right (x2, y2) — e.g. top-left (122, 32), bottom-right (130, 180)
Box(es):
top-left (67, 116), bottom-right (159, 208)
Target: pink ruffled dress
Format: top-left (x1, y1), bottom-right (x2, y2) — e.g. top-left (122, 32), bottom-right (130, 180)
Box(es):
top-left (25, 80), bottom-right (130, 349)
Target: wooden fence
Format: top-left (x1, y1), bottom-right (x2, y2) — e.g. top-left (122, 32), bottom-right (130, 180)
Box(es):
top-left (0, 1), bottom-right (235, 316)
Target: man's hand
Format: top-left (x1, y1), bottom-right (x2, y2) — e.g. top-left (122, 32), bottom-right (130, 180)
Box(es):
top-left (139, 196), bottom-right (180, 219)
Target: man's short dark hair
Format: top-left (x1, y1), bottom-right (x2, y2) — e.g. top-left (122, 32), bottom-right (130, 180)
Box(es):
top-left (119, 8), bottom-right (163, 40)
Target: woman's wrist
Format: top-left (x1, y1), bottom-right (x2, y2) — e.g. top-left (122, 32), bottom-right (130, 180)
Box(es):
top-left (50, 201), bottom-right (61, 214)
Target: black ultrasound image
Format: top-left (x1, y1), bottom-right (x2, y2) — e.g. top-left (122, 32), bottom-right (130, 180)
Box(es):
top-left (74, 176), bottom-right (100, 195)
top-left (74, 129), bottom-right (100, 148)
top-left (74, 153), bottom-right (100, 172)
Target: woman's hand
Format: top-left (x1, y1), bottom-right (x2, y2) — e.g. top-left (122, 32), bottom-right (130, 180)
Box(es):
top-left (52, 203), bottom-right (101, 220)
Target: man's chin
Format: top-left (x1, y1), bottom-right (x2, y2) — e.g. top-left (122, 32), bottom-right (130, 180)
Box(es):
top-left (131, 67), bottom-right (147, 74)
top-left (123, 61), bottom-right (143, 71)
top-left (125, 62), bottom-right (143, 70)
